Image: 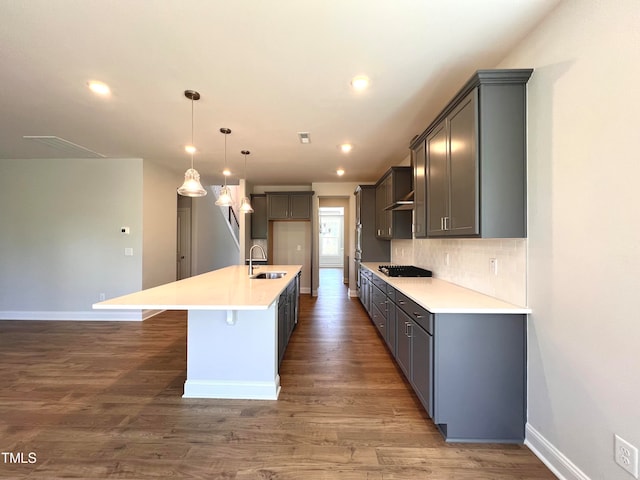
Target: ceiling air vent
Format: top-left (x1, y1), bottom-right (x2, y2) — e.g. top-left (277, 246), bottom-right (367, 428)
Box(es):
top-left (297, 132), bottom-right (311, 144)
top-left (23, 136), bottom-right (106, 158)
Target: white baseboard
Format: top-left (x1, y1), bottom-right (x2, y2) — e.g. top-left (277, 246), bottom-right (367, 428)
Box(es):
top-left (183, 377), bottom-right (280, 400)
top-left (300, 287), bottom-right (311, 294)
top-left (525, 423), bottom-right (591, 480)
top-left (0, 309), bottom-right (163, 322)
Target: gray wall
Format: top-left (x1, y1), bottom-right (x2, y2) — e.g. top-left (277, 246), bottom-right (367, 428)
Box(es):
top-left (0, 158), bottom-right (144, 318)
top-left (499, 1), bottom-right (640, 478)
top-left (0, 157), bottom-right (178, 320)
top-left (143, 161), bottom-right (179, 289)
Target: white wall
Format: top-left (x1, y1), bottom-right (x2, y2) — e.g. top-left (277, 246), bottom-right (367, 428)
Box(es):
top-left (142, 160), bottom-right (179, 289)
top-left (191, 185), bottom-right (240, 275)
top-left (0, 158), bottom-right (144, 319)
top-left (499, 1), bottom-right (640, 478)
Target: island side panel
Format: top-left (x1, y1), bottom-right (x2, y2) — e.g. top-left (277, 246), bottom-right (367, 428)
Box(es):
top-left (183, 305), bottom-right (280, 400)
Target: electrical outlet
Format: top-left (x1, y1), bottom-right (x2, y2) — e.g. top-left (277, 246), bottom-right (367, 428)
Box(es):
top-left (489, 258), bottom-right (498, 275)
top-left (99, 293), bottom-right (106, 301)
top-left (615, 434), bottom-right (639, 478)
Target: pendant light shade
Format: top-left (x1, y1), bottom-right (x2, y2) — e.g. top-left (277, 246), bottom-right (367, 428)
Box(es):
top-left (178, 168), bottom-right (207, 197)
top-left (178, 90), bottom-right (207, 197)
top-left (215, 128), bottom-right (234, 207)
top-left (239, 150), bottom-right (254, 213)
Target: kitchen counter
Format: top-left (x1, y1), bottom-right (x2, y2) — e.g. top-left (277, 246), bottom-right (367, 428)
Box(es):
top-left (93, 264), bottom-right (301, 311)
top-left (93, 265), bottom-right (302, 400)
top-left (361, 262), bottom-right (530, 314)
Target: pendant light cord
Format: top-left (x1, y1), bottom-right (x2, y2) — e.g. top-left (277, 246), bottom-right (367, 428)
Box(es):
top-left (190, 96), bottom-right (195, 170)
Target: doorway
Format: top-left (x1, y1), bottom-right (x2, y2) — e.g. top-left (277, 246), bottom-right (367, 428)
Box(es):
top-left (319, 207), bottom-right (344, 267)
top-left (317, 197), bottom-right (349, 296)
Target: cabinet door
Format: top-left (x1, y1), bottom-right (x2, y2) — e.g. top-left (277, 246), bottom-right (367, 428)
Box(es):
top-left (426, 122), bottom-right (449, 236)
top-left (448, 91), bottom-right (479, 235)
top-left (385, 300), bottom-right (396, 355)
top-left (411, 323), bottom-right (433, 418)
top-left (250, 194), bottom-right (268, 239)
top-left (268, 194), bottom-right (290, 219)
top-left (278, 295), bottom-right (287, 366)
top-left (413, 140), bottom-right (427, 238)
top-left (375, 181), bottom-right (387, 238)
top-left (395, 308), bottom-right (411, 379)
top-left (289, 194), bottom-right (311, 219)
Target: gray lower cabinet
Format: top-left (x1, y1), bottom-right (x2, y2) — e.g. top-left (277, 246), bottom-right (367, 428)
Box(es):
top-left (363, 270), bottom-right (526, 443)
top-left (412, 69), bottom-right (533, 238)
top-left (278, 274), bottom-right (300, 367)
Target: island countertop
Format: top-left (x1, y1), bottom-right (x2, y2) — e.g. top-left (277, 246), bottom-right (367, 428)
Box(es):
top-left (361, 262), bottom-right (531, 314)
top-left (93, 265), bottom-right (302, 311)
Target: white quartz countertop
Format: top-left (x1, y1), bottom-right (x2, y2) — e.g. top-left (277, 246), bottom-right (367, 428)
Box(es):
top-left (362, 263), bottom-right (531, 314)
top-left (93, 265), bottom-right (302, 311)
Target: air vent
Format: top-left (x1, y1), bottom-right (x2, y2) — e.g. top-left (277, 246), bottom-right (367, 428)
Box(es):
top-left (23, 136), bottom-right (106, 158)
top-left (297, 132), bottom-right (311, 144)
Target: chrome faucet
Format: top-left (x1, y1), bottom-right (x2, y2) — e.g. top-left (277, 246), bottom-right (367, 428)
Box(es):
top-left (248, 244), bottom-right (267, 276)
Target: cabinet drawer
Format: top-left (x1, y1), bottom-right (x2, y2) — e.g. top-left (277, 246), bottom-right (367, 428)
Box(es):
top-left (371, 284), bottom-right (388, 316)
top-left (372, 275), bottom-right (387, 291)
top-left (395, 291), bottom-right (433, 334)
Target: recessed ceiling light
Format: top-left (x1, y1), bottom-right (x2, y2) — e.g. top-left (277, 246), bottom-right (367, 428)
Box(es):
top-left (185, 145), bottom-right (196, 154)
top-left (223, 168), bottom-right (231, 176)
top-left (350, 75), bottom-right (370, 91)
top-left (339, 143), bottom-right (353, 153)
top-left (337, 168), bottom-right (345, 176)
top-left (88, 80), bottom-right (111, 96)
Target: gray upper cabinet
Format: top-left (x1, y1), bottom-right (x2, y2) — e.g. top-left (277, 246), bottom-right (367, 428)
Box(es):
top-left (412, 140), bottom-right (427, 238)
top-left (250, 194), bottom-right (268, 239)
top-left (412, 69), bottom-right (532, 238)
top-left (354, 185), bottom-right (390, 262)
top-left (375, 167), bottom-right (412, 240)
top-left (267, 192), bottom-right (313, 220)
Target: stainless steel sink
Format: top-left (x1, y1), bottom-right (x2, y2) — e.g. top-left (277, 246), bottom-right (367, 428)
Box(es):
top-left (251, 271), bottom-right (287, 279)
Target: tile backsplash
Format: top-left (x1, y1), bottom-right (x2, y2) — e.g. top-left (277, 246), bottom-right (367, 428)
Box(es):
top-left (391, 238), bottom-right (527, 306)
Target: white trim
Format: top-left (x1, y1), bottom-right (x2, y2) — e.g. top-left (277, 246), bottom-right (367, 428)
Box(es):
top-left (0, 309), bottom-right (163, 322)
top-left (525, 423), bottom-right (591, 480)
top-left (183, 377), bottom-right (281, 400)
top-left (300, 287), bottom-right (311, 294)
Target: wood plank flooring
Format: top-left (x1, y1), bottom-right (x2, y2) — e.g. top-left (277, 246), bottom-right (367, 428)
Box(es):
top-left (0, 269), bottom-right (555, 479)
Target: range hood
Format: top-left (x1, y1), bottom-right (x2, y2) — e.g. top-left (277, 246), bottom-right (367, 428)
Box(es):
top-left (384, 190), bottom-right (414, 211)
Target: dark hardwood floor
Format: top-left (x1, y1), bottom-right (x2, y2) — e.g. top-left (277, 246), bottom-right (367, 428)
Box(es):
top-left (0, 269), bottom-right (555, 479)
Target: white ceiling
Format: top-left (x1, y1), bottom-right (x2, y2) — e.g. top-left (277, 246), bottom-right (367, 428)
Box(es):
top-left (0, 0), bottom-right (560, 186)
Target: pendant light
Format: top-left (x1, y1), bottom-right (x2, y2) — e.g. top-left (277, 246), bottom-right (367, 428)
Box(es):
top-left (177, 90), bottom-right (207, 197)
top-left (215, 128), bottom-right (233, 206)
top-left (239, 150), bottom-right (254, 214)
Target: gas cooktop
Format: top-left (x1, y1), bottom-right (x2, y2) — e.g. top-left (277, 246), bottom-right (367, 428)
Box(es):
top-left (378, 265), bottom-right (433, 277)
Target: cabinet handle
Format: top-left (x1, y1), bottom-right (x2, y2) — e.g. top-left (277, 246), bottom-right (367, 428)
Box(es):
top-left (379, 323), bottom-right (384, 328)
top-left (440, 217), bottom-right (444, 231)
top-left (412, 312), bottom-right (423, 319)
top-left (398, 300), bottom-right (405, 305)
top-left (444, 216), bottom-right (450, 230)
top-left (407, 322), bottom-right (413, 338)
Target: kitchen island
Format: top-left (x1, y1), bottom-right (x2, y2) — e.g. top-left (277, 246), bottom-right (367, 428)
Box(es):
top-left (94, 264), bottom-right (302, 400)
